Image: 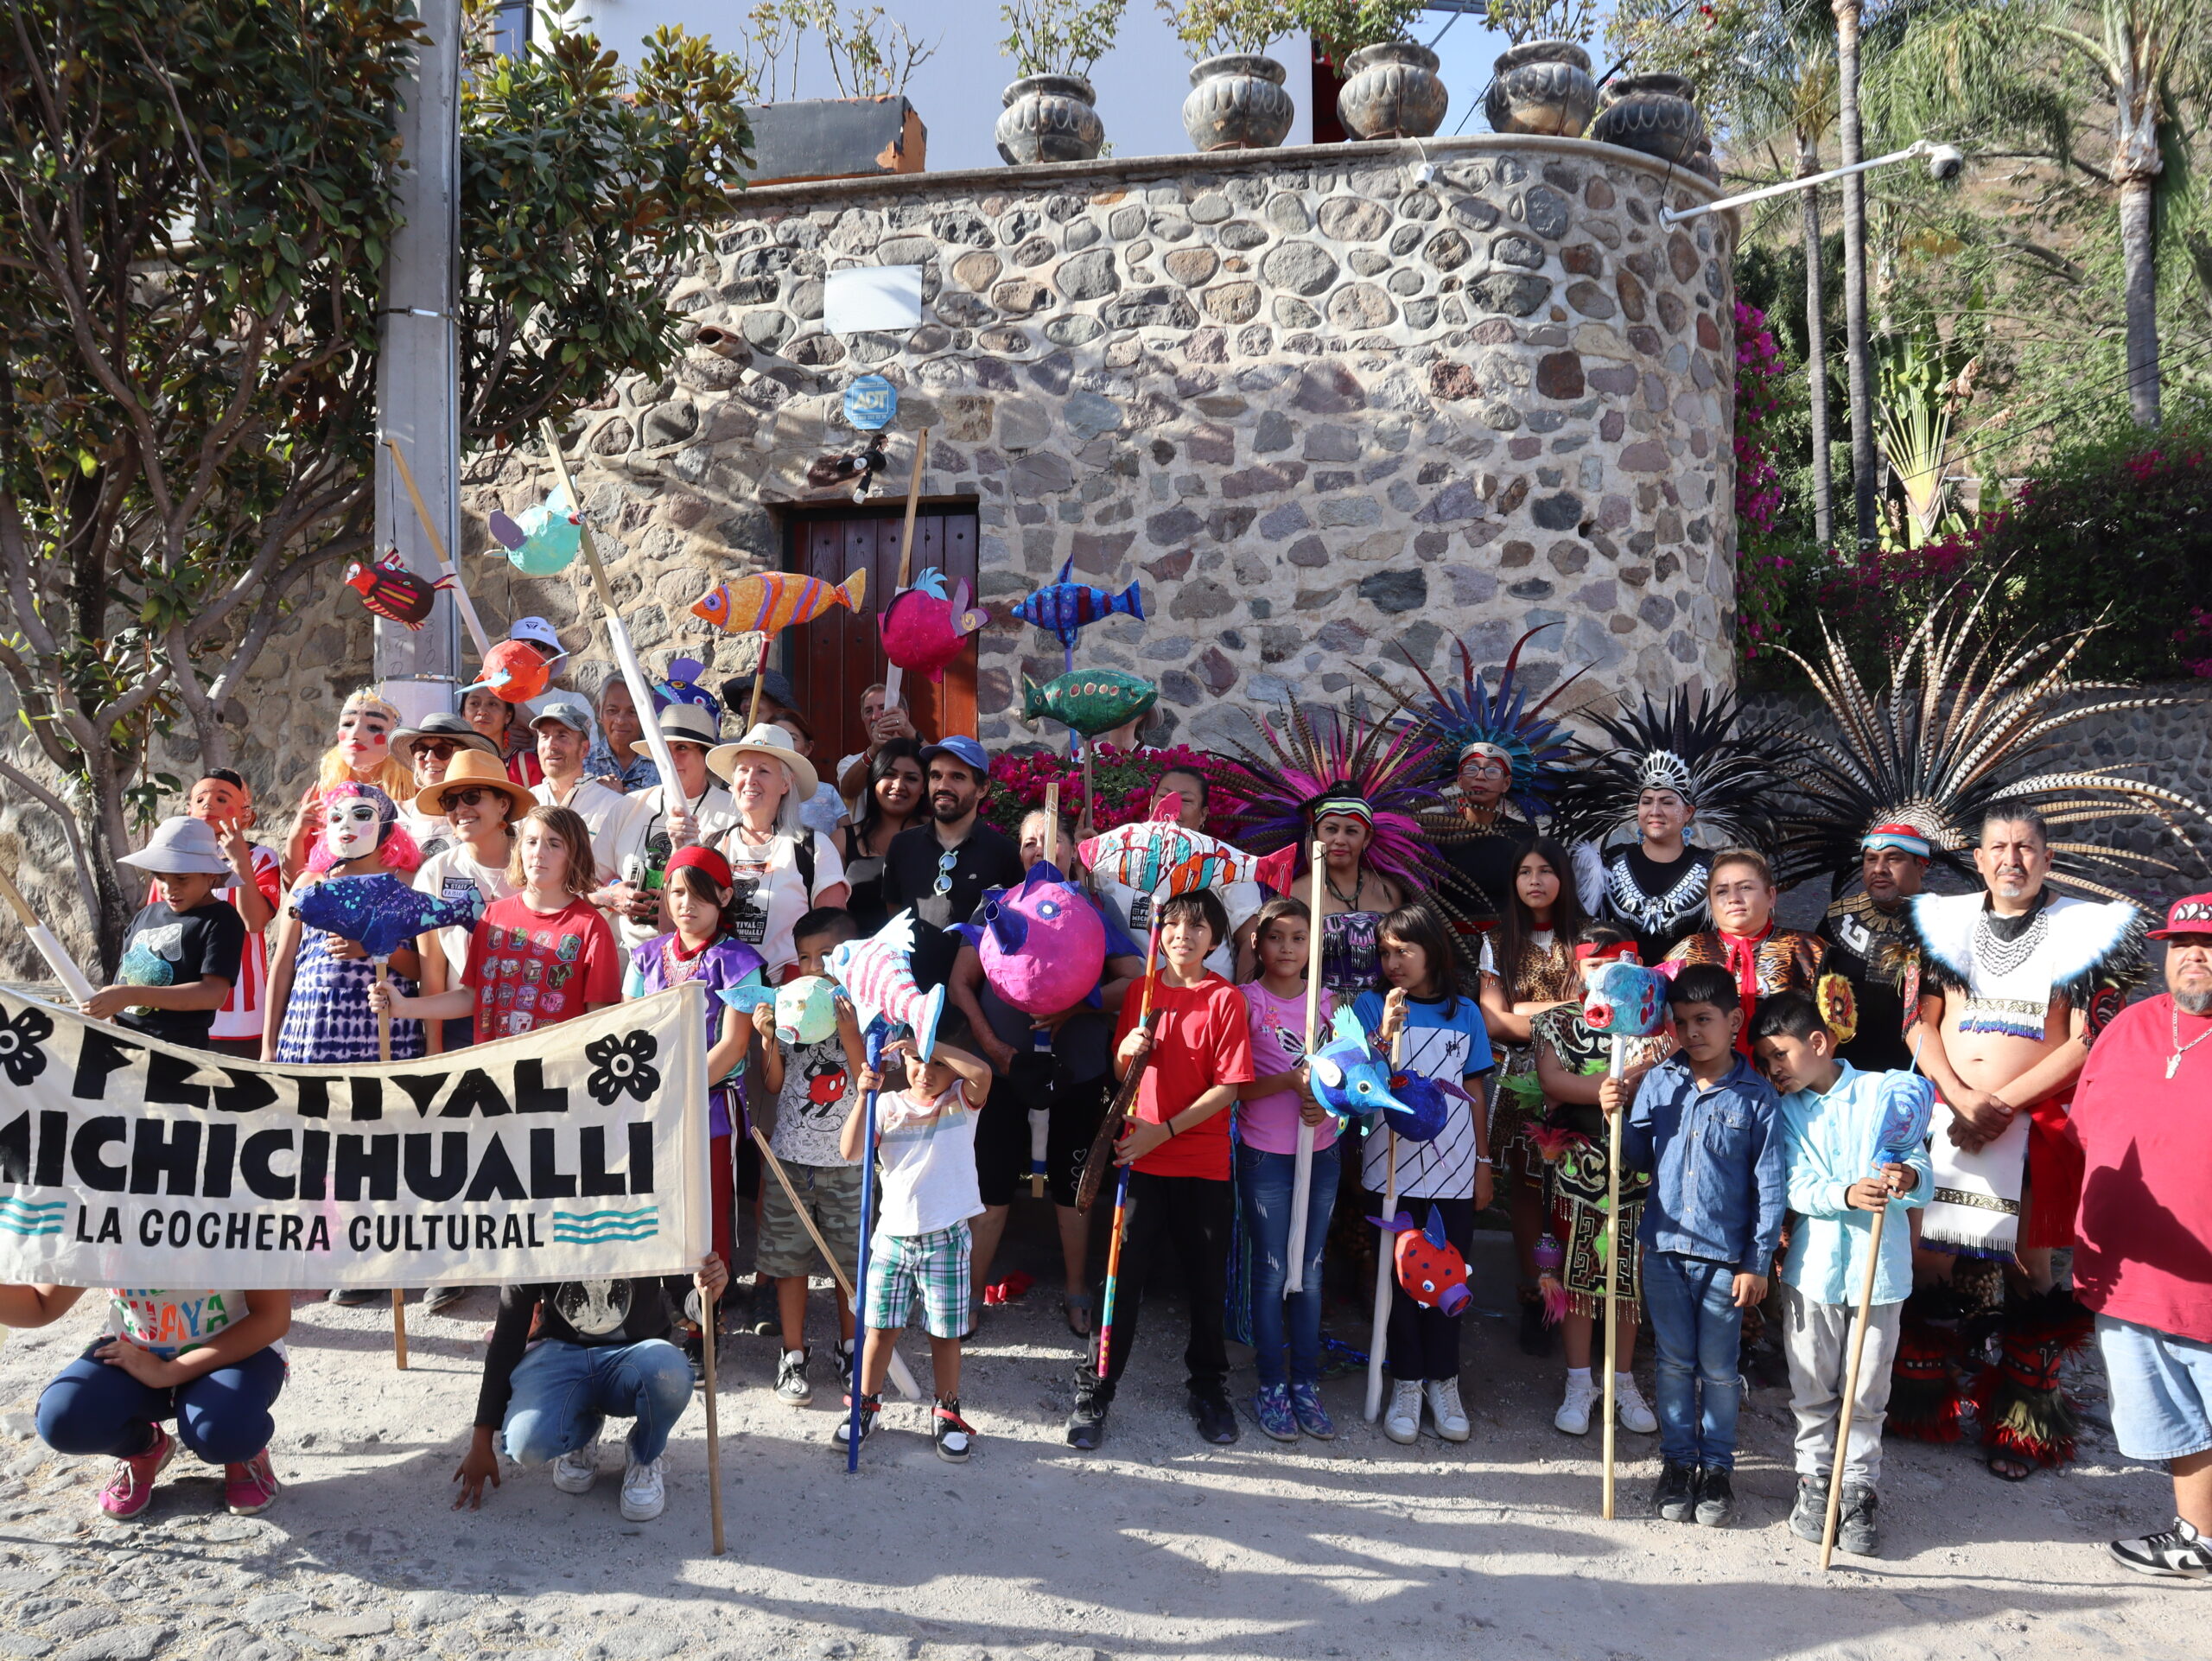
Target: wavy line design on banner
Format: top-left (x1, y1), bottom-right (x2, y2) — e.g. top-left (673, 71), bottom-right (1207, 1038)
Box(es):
top-left (0, 1199), bottom-right (67, 1238)
top-left (551, 1206), bottom-right (660, 1244)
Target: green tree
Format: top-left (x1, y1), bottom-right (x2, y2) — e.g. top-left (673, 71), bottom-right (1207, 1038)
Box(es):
top-left (0, 0), bottom-right (752, 970)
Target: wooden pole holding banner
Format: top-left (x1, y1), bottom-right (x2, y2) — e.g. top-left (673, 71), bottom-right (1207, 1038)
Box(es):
top-left (537, 420), bottom-right (682, 790)
top-left (384, 436), bottom-right (494, 657)
top-left (1363, 1023), bottom-right (1404, 1423)
top-left (1821, 1191), bottom-right (1890, 1569)
top-left (697, 1229), bottom-right (727, 1554)
top-left (1602, 1033), bottom-right (1627, 1518)
top-left (374, 958), bottom-right (409, 1371)
top-left (1286, 840), bottom-right (1325, 1295)
top-left (880, 427), bottom-right (931, 714)
top-left (0, 862), bottom-right (98, 1004)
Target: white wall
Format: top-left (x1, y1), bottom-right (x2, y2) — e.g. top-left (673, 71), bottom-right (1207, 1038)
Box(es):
top-left (542, 2), bottom-right (1518, 171)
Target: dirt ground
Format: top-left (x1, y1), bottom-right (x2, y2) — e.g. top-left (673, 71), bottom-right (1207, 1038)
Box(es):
top-left (2, 1223), bottom-right (2208, 1661)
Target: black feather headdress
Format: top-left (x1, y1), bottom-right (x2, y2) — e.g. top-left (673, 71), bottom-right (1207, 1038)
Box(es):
top-left (1550, 687), bottom-right (1796, 854)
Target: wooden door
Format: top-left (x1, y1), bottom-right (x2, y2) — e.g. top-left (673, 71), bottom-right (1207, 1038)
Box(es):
top-left (784, 506), bottom-right (979, 767)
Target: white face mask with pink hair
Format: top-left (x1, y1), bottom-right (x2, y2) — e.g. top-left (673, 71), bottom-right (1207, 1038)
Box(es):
top-left (323, 798), bottom-right (384, 863)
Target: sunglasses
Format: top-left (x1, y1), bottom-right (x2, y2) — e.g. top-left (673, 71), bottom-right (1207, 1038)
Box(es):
top-left (441, 787), bottom-right (495, 811)
top-left (413, 740), bottom-right (464, 760)
top-left (932, 848), bottom-right (958, 897)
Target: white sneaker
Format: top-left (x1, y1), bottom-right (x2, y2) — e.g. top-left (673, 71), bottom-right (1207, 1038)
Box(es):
top-left (1425, 1378), bottom-right (1471, 1442)
top-left (550, 1435), bottom-right (600, 1494)
top-left (1614, 1372), bottom-right (1658, 1434)
top-left (619, 1455), bottom-right (666, 1521)
top-left (1383, 1379), bottom-right (1423, 1445)
top-left (1554, 1375), bottom-right (1596, 1436)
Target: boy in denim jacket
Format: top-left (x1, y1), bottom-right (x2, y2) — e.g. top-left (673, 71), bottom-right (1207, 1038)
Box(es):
top-left (1603, 963), bottom-right (1787, 1528)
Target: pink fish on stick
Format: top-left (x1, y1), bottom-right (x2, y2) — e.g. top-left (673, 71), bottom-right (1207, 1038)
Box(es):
top-left (827, 910), bottom-right (944, 1061)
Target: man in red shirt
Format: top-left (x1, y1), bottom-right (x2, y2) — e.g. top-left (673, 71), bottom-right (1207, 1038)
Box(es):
top-left (1067, 888), bottom-right (1254, 1451)
top-left (2074, 891), bottom-right (2212, 1579)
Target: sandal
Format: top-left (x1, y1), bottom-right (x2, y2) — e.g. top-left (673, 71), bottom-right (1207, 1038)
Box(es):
top-left (1063, 1292), bottom-right (1094, 1338)
top-left (1987, 1451), bottom-right (2034, 1482)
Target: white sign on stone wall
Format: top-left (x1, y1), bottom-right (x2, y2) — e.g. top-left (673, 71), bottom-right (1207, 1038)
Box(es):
top-left (823, 265), bottom-right (924, 334)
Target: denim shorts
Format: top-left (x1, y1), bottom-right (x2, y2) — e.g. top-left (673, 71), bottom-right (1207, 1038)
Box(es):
top-left (2097, 1314), bottom-right (2212, 1462)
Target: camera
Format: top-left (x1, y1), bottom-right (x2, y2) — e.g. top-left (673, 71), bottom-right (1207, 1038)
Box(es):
top-left (1927, 143), bottom-right (1965, 182)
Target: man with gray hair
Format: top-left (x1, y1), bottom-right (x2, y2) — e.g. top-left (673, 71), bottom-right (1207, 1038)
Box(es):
top-left (2070, 892), bottom-right (2212, 1577)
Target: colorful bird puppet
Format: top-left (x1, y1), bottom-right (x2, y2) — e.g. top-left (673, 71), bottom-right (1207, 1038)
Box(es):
top-left (1305, 1008), bottom-right (1456, 1142)
top-left (296, 873), bottom-right (485, 961)
top-left (1020, 669), bottom-right (1159, 741)
top-left (486, 487), bottom-right (582, 576)
top-left (879, 568), bottom-right (988, 684)
top-left (1010, 557), bottom-right (1144, 651)
top-left (468, 640), bottom-right (553, 705)
top-left (1077, 802), bottom-right (1266, 905)
top-left (773, 974), bottom-right (842, 1046)
top-left (343, 550), bottom-right (449, 630)
top-left (807, 432), bottom-right (889, 501)
top-left (969, 861), bottom-right (1107, 1016)
top-left (1868, 1071), bottom-right (1936, 1169)
top-left (1372, 1206), bottom-right (1473, 1314)
top-left (1581, 958), bottom-right (1669, 1041)
top-left (828, 909), bottom-right (943, 1061)
top-left (652, 656), bottom-right (722, 724)
top-left (691, 570), bottom-right (868, 637)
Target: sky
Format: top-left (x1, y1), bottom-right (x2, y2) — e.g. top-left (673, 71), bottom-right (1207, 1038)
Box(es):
top-left (550, 2), bottom-right (1525, 171)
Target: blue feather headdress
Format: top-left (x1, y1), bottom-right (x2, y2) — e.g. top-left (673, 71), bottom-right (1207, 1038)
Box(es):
top-left (1372, 624), bottom-right (1586, 821)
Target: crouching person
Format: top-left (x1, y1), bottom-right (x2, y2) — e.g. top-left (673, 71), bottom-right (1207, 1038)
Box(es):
top-left (457, 1255), bottom-right (727, 1522)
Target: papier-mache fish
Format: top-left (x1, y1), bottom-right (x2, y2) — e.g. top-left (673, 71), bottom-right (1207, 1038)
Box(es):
top-left (1077, 800), bottom-right (1262, 901)
top-left (692, 569), bottom-right (867, 635)
top-left (879, 567), bottom-right (988, 683)
top-left (1020, 668), bottom-right (1158, 740)
top-left (296, 873), bottom-right (485, 962)
top-left (1011, 557), bottom-right (1143, 649)
top-left (827, 909), bottom-right (943, 1061)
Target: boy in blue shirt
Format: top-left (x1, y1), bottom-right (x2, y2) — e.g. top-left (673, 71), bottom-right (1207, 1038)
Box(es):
top-left (1751, 990), bottom-right (1929, 1558)
top-left (1602, 962), bottom-right (1786, 1527)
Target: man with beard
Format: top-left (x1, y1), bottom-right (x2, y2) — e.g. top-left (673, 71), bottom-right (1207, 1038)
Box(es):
top-left (1818, 826), bottom-right (1930, 1073)
top-left (1906, 809), bottom-right (2144, 1481)
top-left (881, 737), bottom-right (1023, 1041)
top-left (2074, 894), bottom-right (2212, 1578)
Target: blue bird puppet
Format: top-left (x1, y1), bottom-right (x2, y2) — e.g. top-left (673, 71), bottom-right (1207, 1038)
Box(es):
top-left (296, 874), bottom-right (485, 960)
top-left (1305, 1008), bottom-right (1460, 1142)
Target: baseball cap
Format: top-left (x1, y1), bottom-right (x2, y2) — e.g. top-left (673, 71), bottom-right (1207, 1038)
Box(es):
top-left (919, 735), bottom-right (990, 778)
top-left (2147, 892), bottom-right (2212, 939)
top-left (530, 697), bottom-right (594, 735)
top-left (509, 616), bottom-right (569, 661)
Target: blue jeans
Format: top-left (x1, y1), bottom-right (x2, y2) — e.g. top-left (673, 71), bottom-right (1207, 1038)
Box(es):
top-left (1643, 1251), bottom-right (1745, 1471)
top-left (500, 1339), bottom-right (693, 1467)
top-left (1236, 1139), bottom-right (1340, 1391)
top-left (38, 1344), bottom-right (286, 1464)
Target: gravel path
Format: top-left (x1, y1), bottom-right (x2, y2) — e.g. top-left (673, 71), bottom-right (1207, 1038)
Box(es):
top-left (2, 1233), bottom-right (2207, 1661)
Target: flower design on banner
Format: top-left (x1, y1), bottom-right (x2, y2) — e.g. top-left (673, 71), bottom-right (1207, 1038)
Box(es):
top-left (585, 1030), bottom-right (660, 1105)
top-left (0, 1005), bottom-right (53, 1086)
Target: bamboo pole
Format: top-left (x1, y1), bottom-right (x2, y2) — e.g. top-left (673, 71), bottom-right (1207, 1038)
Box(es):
top-left (384, 435), bottom-right (493, 657)
top-left (375, 958), bottom-right (408, 1371)
top-left (0, 862), bottom-right (97, 1003)
top-left (1602, 1034), bottom-right (1626, 1518)
top-left (880, 427), bottom-right (931, 712)
top-left (1286, 840), bottom-right (1325, 1294)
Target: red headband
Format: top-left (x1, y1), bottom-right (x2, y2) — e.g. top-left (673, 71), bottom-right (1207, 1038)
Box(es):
top-left (1574, 941), bottom-right (1641, 964)
top-left (667, 845), bottom-right (733, 888)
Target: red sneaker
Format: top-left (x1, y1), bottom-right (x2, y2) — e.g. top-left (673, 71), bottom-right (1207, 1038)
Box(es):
top-left (224, 1448), bottom-right (280, 1516)
top-left (97, 1424), bottom-right (174, 1519)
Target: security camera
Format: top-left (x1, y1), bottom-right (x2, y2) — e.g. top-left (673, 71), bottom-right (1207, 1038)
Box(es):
top-left (1411, 161), bottom-right (1437, 187)
top-left (1927, 143), bottom-right (1965, 181)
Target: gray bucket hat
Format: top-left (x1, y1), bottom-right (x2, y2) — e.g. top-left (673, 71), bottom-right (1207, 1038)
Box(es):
top-left (119, 816), bottom-right (234, 876)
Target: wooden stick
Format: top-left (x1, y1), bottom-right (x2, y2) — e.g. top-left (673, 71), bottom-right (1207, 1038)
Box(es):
top-left (880, 427), bottom-right (931, 713)
top-left (1287, 840), bottom-right (1325, 1294)
top-left (1042, 782), bottom-right (1059, 868)
top-left (537, 420), bottom-right (681, 790)
top-left (373, 958), bottom-right (409, 1371)
top-left (746, 665), bottom-right (768, 736)
top-left (1602, 1033), bottom-right (1627, 1518)
top-left (1821, 1199), bottom-right (1889, 1569)
top-left (0, 862), bottom-right (97, 1003)
top-left (383, 435), bottom-right (493, 657)
top-left (749, 1125), bottom-right (918, 1400)
top-left (1096, 1165), bottom-right (1131, 1382)
top-left (1075, 921), bottom-right (1160, 1214)
top-left (1363, 1027), bottom-right (1404, 1423)
top-left (1029, 782), bottom-right (1062, 1200)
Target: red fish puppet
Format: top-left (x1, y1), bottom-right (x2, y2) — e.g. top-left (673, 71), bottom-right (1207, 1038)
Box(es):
top-left (1371, 1205), bottom-right (1471, 1315)
top-left (880, 567), bottom-right (988, 683)
top-left (344, 550), bottom-right (448, 630)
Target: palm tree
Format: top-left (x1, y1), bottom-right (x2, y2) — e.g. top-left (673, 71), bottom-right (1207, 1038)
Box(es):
top-left (1884, 1), bottom-right (2210, 429)
top-left (1834, 0), bottom-right (1878, 544)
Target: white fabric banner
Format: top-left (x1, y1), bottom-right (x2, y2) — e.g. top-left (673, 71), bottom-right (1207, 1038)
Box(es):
top-left (0, 984), bottom-right (709, 1289)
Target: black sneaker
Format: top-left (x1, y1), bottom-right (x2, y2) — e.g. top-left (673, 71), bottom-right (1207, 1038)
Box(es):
top-left (1188, 1389), bottom-right (1240, 1446)
top-left (1517, 1299), bottom-right (1555, 1358)
top-left (1652, 1459), bottom-right (1697, 1523)
top-left (832, 1393), bottom-right (880, 1449)
top-left (933, 1398), bottom-right (974, 1462)
top-left (775, 1347), bottom-right (811, 1406)
top-left (1694, 1466), bottom-right (1736, 1528)
top-left (2109, 1516), bottom-right (2212, 1579)
top-left (1837, 1485), bottom-right (1879, 1556)
top-left (1066, 1388), bottom-right (1109, 1450)
top-left (1789, 1474), bottom-right (1828, 1543)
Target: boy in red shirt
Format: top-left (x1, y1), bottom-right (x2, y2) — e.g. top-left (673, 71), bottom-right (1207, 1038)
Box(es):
top-left (1067, 889), bottom-right (1254, 1451)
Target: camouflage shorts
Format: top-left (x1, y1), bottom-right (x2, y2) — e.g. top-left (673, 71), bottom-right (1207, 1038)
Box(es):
top-left (756, 1159), bottom-right (864, 1282)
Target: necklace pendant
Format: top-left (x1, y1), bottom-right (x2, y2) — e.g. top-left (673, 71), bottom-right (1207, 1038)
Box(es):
top-left (2170, 1054), bottom-right (2183, 1080)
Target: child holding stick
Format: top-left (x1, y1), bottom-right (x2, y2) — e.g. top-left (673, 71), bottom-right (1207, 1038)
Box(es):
top-left (1236, 895), bottom-right (1338, 1441)
top-left (87, 817), bottom-right (248, 1053)
top-left (840, 1037), bottom-right (991, 1461)
top-left (1353, 904), bottom-right (1496, 1445)
top-left (1751, 990), bottom-right (1929, 1558)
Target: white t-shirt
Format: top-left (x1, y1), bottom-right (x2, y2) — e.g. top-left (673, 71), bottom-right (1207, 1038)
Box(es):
top-left (715, 827), bottom-right (849, 980)
top-left (874, 1079), bottom-right (983, 1239)
top-left (532, 777), bottom-right (642, 881)
top-left (1093, 874), bottom-right (1262, 981)
top-left (607, 783), bottom-right (741, 951)
top-left (413, 845), bottom-right (518, 985)
top-left (397, 805), bottom-right (455, 864)
top-left (106, 1288), bottom-right (283, 1359)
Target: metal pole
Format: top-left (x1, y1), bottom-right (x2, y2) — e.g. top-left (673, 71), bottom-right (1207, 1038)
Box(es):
top-left (1659, 143), bottom-right (1932, 226)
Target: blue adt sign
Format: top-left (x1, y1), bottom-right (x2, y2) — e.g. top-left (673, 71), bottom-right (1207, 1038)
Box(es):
top-left (843, 375), bottom-right (897, 430)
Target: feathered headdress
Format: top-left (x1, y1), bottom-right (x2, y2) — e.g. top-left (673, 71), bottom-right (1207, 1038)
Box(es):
top-left (1550, 688), bottom-right (1795, 852)
top-left (1206, 700), bottom-right (1451, 895)
top-left (1774, 580), bottom-right (2212, 898)
top-left (1369, 623), bottom-right (1586, 821)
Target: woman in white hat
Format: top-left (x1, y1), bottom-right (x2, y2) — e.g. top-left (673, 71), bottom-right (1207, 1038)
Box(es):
top-left (705, 723), bottom-right (849, 982)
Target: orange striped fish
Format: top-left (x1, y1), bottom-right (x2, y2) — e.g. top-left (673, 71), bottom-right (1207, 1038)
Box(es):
top-left (691, 569), bottom-right (867, 634)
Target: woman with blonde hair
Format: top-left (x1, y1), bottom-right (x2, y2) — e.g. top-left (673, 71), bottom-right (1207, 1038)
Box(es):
top-left (282, 689), bottom-right (416, 878)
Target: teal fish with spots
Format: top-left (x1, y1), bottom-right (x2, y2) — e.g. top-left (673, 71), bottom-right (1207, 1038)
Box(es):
top-left (1020, 669), bottom-right (1159, 739)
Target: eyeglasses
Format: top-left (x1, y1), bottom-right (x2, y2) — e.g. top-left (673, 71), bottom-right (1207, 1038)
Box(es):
top-left (932, 848), bottom-right (958, 897)
top-left (414, 740), bottom-right (463, 760)
top-left (442, 787), bottom-right (493, 811)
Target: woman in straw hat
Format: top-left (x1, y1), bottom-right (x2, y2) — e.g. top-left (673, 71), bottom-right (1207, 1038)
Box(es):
top-left (705, 723), bottom-right (849, 983)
